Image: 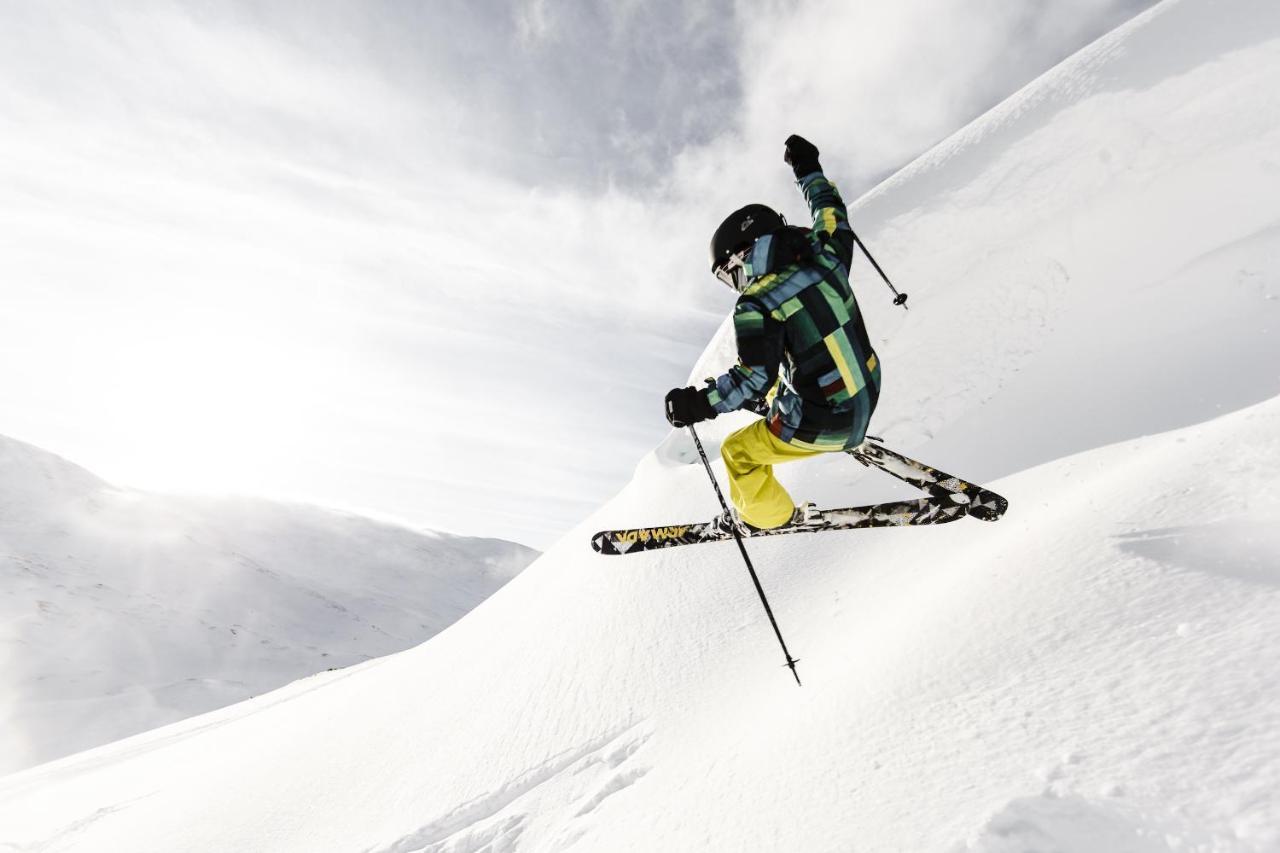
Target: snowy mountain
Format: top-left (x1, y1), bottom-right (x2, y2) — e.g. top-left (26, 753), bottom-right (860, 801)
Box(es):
top-left (0, 434), bottom-right (536, 775)
top-left (2, 0), bottom-right (1279, 850)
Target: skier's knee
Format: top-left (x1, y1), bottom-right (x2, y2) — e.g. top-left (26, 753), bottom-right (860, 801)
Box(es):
top-left (720, 433), bottom-right (757, 474)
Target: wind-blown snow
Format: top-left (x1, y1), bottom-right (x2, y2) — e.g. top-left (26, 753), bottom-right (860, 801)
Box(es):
top-left (2, 0), bottom-right (1279, 850)
top-left (0, 434), bottom-right (536, 775)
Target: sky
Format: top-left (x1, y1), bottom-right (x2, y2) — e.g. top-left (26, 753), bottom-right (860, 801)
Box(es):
top-left (0, 0), bottom-right (1156, 548)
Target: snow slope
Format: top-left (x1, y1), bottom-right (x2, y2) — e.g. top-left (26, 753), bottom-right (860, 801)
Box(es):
top-left (2, 0), bottom-right (1279, 850)
top-left (0, 434), bottom-right (536, 774)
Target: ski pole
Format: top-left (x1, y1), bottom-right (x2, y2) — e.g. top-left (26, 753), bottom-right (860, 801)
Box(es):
top-left (851, 231), bottom-right (909, 310)
top-left (688, 424), bottom-right (802, 686)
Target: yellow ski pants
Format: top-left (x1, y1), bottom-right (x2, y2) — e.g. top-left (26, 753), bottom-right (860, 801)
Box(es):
top-left (719, 420), bottom-right (823, 529)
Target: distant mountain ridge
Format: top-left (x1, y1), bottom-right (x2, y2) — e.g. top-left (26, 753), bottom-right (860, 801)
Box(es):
top-left (0, 433), bottom-right (538, 773)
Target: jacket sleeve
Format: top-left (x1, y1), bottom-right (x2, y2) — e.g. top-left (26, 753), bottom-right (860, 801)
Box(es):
top-left (701, 299), bottom-right (785, 415)
top-left (798, 171), bottom-right (855, 269)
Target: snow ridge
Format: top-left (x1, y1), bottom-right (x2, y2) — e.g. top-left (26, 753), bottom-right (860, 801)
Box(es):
top-left (0, 433), bottom-right (537, 774)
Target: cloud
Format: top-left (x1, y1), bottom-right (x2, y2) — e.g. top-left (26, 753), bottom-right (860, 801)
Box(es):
top-left (669, 0), bottom-right (1157, 193)
top-left (0, 0), bottom-right (1156, 546)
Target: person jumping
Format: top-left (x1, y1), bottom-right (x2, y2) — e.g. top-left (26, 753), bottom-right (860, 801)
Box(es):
top-left (664, 134), bottom-right (881, 534)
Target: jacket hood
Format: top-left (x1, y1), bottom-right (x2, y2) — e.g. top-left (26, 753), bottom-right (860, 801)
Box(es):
top-left (736, 226), bottom-right (814, 291)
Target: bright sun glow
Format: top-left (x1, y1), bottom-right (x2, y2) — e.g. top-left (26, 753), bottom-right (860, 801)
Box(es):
top-left (83, 319), bottom-right (334, 495)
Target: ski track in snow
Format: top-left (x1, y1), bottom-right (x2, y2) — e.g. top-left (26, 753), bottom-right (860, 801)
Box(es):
top-left (365, 723), bottom-right (653, 853)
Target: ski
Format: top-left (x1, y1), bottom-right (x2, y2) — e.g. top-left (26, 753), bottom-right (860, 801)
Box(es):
top-left (591, 495), bottom-right (968, 556)
top-left (848, 440), bottom-right (1008, 522)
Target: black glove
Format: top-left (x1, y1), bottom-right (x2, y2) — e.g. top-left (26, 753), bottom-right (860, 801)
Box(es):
top-left (784, 134), bottom-right (821, 179)
top-left (665, 386), bottom-right (717, 428)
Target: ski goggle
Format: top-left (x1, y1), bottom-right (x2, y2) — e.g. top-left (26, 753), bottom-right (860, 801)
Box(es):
top-left (713, 246), bottom-right (752, 291)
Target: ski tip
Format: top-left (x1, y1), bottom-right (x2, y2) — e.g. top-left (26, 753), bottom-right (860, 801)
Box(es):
top-left (967, 492), bottom-right (1009, 522)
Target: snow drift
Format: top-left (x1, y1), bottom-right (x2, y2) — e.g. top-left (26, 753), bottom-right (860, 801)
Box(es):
top-left (0, 434), bottom-right (536, 774)
top-left (2, 0), bottom-right (1279, 850)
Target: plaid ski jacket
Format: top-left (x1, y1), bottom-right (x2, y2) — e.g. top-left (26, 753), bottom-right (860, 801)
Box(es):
top-left (702, 171), bottom-right (880, 450)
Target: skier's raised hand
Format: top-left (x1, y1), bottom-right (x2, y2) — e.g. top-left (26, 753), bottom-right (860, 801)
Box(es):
top-left (784, 134), bottom-right (821, 179)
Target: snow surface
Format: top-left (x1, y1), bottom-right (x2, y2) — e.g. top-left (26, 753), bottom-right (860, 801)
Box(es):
top-left (0, 434), bottom-right (536, 774)
top-left (3, 0), bottom-right (1280, 849)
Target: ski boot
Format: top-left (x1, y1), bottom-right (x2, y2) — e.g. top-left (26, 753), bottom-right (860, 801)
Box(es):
top-left (713, 502), bottom-right (821, 536)
top-left (712, 508), bottom-right (756, 537)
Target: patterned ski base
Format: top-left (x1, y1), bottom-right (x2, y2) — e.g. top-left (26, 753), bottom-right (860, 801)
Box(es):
top-left (591, 496), bottom-right (968, 556)
top-left (848, 440), bottom-right (1009, 522)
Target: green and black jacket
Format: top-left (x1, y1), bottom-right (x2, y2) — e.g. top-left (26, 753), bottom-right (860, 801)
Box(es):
top-left (702, 171), bottom-right (881, 450)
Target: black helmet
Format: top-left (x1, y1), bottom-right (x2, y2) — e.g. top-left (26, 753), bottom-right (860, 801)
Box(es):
top-left (709, 203), bottom-right (785, 272)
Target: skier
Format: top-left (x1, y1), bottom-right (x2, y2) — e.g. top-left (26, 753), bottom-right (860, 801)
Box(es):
top-left (664, 135), bottom-right (881, 534)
